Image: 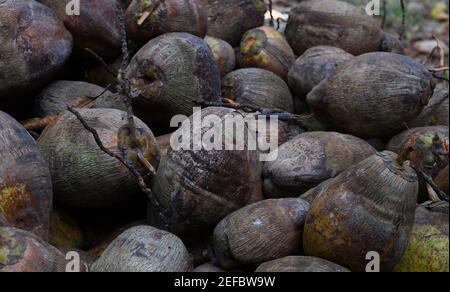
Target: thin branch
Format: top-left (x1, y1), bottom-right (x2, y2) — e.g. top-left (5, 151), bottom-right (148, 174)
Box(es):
top-left (412, 165), bottom-right (449, 202)
top-left (197, 100), bottom-right (308, 129)
top-left (268, 0), bottom-right (274, 28)
top-left (399, 0), bottom-right (406, 42)
top-left (381, 0), bottom-right (387, 29)
top-left (84, 48), bottom-right (118, 80)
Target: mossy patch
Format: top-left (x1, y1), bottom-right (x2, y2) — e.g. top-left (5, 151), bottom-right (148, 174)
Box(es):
top-left (0, 228), bottom-right (26, 268)
top-left (0, 183), bottom-right (30, 221)
top-left (395, 224), bottom-right (449, 272)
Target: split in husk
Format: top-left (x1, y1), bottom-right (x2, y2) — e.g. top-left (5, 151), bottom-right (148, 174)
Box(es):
top-left (288, 46), bottom-right (354, 100)
top-left (0, 227), bottom-right (66, 272)
top-left (238, 26), bottom-right (295, 80)
top-left (0, 0), bottom-right (73, 100)
top-left (222, 68), bottom-right (294, 113)
top-left (263, 132), bottom-right (376, 198)
top-left (125, 0), bottom-right (207, 45)
top-left (212, 198), bottom-right (310, 269)
top-left (285, 0), bottom-right (382, 56)
top-left (91, 225), bottom-right (193, 272)
top-left (307, 52), bottom-right (435, 139)
top-left (205, 36), bottom-right (236, 77)
top-left (0, 111), bottom-right (53, 240)
top-left (408, 89), bottom-right (449, 128)
top-left (38, 108), bottom-right (160, 208)
top-left (39, 0), bottom-right (121, 60)
top-left (200, 0), bottom-right (266, 46)
top-left (255, 256), bottom-right (350, 273)
top-left (394, 207), bottom-right (449, 272)
top-left (49, 208), bottom-right (83, 250)
top-left (126, 32), bottom-right (221, 130)
top-left (303, 151), bottom-right (419, 272)
top-left (151, 107), bottom-right (262, 235)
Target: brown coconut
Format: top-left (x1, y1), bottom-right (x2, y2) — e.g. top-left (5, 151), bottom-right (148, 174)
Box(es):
top-left (0, 227), bottom-right (66, 272)
top-left (307, 52), bottom-right (435, 138)
top-left (238, 26), bottom-right (295, 80)
top-left (222, 68), bottom-right (294, 113)
top-left (126, 32), bottom-right (221, 130)
top-left (0, 0), bottom-right (73, 99)
top-left (125, 0), bottom-right (207, 45)
top-left (91, 225), bottom-right (193, 272)
top-left (212, 198), bottom-right (310, 269)
top-left (285, 0), bottom-right (382, 56)
top-left (288, 46), bottom-right (354, 99)
top-left (303, 151), bottom-right (419, 272)
top-left (0, 111), bottom-right (52, 239)
top-left (151, 107), bottom-right (262, 235)
top-left (205, 36), bottom-right (236, 77)
top-left (263, 132), bottom-right (376, 198)
top-left (38, 0), bottom-right (122, 59)
top-left (200, 0), bottom-right (266, 46)
top-left (256, 256), bottom-right (350, 272)
top-left (34, 80), bottom-right (126, 117)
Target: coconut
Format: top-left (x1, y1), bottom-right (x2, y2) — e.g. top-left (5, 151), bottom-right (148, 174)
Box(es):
top-left (38, 108), bottom-right (160, 208)
top-left (91, 225), bottom-right (193, 272)
top-left (307, 52), bottom-right (435, 138)
top-left (0, 0), bottom-right (72, 100)
top-left (212, 198), bottom-right (310, 269)
top-left (0, 111), bottom-right (53, 239)
top-left (263, 132), bottom-right (376, 198)
top-left (285, 0), bottom-right (382, 56)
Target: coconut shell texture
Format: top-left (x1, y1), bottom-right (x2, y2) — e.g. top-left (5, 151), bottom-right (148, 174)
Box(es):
top-left (395, 207), bottom-right (449, 272)
top-left (213, 198), bottom-right (310, 269)
top-left (303, 151), bottom-right (419, 272)
top-left (288, 46), bottom-right (354, 99)
top-left (91, 226), bottom-right (193, 272)
top-left (34, 80), bottom-right (126, 117)
top-left (238, 26), bottom-right (295, 80)
top-left (307, 52), bottom-right (435, 138)
top-left (408, 89), bottom-right (449, 128)
top-left (0, 227), bottom-right (66, 272)
top-left (126, 32), bottom-right (221, 129)
top-left (256, 256), bottom-right (350, 272)
top-left (205, 36), bottom-right (236, 77)
top-left (38, 108), bottom-right (160, 208)
top-left (387, 126), bottom-right (449, 155)
top-left (0, 0), bottom-right (73, 100)
top-left (38, 0), bottom-right (121, 59)
top-left (263, 132), bottom-right (376, 198)
top-left (379, 31), bottom-right (405, 54)
top-left (194, 263), bottom-right (225, 272)
top-left (285, 0), bottom-right (382, 56)
top-left (125, 0), bottom-right (207, 45)
top-left (151, 107), bottom-right (262, 235)
top-left (200, 0), bottom-right (266, 46)
top-left (0, 111), bottom-right (53, 240)
top-left (222, 68), bottom-right (294, 113)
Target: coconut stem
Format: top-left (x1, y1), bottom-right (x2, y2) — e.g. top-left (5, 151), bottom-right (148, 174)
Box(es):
top-left (114, 0), bottom-right (140, 150)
